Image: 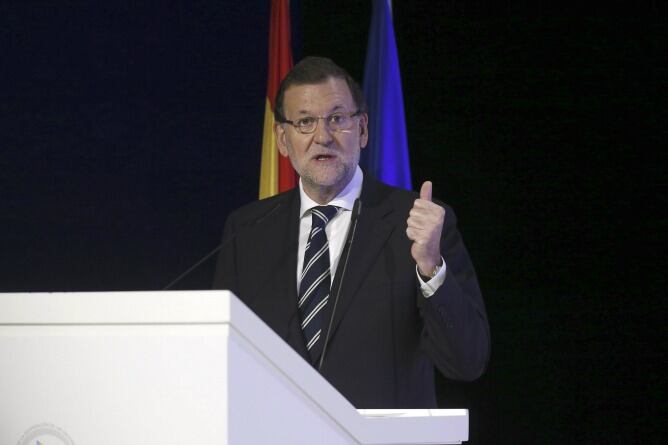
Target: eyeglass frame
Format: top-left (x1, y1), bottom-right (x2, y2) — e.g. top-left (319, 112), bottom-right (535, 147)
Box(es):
top-left (277, 109), bottom-right (363, 134)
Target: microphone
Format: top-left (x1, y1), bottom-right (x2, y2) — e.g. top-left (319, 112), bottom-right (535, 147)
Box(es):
top-left (318, 198), bottom-right (362, 371)
top-left (162, 203), bottom-right (283, 290)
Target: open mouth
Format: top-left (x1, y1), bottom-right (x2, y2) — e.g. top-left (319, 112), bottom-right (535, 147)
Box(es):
top-left (314, 154), bottom-right (334, 161)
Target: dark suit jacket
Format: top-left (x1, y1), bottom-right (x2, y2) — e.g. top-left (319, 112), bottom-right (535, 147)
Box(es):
top-left (213, 176), bottom-right (490, 408)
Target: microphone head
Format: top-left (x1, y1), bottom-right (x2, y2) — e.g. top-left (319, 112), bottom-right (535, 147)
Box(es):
top-left (352, 198), bottom-right (362, 220)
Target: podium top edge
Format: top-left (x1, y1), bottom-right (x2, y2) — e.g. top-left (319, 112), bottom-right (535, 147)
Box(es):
top-left (0, 290), bottom-right (239, 325)
top-left (357, 408), bottom-right (468, 418)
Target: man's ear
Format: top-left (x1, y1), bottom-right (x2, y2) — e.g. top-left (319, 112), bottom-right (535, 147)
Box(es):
top-left (358, 113), bottom-right (369, 149)
top-left (274, 122), bottom-right (289, 157)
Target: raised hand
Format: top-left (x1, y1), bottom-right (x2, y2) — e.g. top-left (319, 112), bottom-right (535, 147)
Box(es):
top-left (406, 181), bottom-right (445, 277)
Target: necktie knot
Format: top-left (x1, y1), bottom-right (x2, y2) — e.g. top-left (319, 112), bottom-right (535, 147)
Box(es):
top-left (310, 205), bottom-right (339, 229)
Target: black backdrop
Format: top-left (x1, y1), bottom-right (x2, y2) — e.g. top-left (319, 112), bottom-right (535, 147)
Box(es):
top-left (1, 1), bottom-right (663, 443)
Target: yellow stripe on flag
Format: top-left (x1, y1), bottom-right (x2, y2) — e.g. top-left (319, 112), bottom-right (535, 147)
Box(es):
top-left (259, 98), bottom-right (278, 199)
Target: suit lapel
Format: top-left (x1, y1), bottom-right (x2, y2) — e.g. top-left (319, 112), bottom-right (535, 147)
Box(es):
top-left (327, 178), bottom-right (395, 344)
top-left (239, 190), bottom-right (309, 358)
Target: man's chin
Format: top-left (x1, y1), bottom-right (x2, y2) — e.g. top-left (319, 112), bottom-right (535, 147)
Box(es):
top-left (302, 170), bottom-right (350, 193)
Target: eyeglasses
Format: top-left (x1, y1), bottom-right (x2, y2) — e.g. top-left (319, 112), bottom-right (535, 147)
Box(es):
top-left (279, 110), bottom-right (362, 134)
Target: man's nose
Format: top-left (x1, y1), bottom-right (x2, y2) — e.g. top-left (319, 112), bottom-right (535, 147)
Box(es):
top-left (313, 117), bottom-right (334, 146)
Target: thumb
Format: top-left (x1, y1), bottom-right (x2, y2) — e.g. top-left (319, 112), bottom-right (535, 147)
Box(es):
top-left (420, 181), bottom-right (433, 201)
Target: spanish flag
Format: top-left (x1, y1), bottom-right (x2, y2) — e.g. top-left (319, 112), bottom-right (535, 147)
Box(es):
top-left (259, 0), bottom-right (298, 199)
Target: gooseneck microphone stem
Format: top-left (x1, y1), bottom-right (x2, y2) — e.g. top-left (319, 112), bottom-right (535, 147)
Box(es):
top-left (162, 243), bottom-right (224, 291)
top-left (318, 198), bottom-right (362, 371)
top-left (162, 203), bottom-right (283, 290)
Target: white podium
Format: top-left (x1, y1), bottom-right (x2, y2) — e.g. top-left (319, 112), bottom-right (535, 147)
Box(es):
top-left (0, 291), bottom-right (468, 444)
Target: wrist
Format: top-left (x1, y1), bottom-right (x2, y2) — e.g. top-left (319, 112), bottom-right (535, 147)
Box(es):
top-left (417, 258), bottom-right (442, 279)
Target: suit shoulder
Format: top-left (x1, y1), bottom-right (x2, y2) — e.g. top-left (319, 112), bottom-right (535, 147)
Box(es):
top-left (227, 190), bottom-right (295, 227)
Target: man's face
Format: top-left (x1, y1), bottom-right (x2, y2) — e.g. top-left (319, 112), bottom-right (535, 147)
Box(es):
top-left (274, 77), bottom-right (368, 202)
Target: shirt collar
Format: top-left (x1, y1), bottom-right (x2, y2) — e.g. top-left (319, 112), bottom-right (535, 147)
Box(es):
top-left (299, 166), bottom-right (363, 217)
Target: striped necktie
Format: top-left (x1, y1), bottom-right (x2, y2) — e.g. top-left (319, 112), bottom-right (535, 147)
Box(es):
top-left (298, 205), bottom-right (340, 364)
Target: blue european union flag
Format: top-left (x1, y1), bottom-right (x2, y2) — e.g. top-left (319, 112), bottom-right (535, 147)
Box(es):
top-left (361, 0), bottom-right (412, 190)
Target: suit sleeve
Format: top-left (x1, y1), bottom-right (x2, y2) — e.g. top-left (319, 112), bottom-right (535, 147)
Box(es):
top-left (417, 207), bottom-right (491, 381)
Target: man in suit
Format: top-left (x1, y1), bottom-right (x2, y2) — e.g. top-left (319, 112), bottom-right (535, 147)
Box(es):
top-left (213, 57), bottom-right (490, 408)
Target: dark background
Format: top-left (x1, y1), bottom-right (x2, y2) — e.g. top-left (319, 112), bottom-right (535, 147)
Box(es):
top-left (1, 1), bottom-right (663, 443)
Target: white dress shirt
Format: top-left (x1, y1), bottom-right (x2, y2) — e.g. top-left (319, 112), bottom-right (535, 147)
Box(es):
top-left (296, 166), bottom-right (446, 298)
